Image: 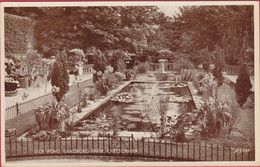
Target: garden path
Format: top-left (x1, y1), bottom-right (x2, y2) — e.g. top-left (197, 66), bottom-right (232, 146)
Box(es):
top-left (5, 74), bottom-right (92, 108)
top-left (5, 74), bottom-right (93, 138)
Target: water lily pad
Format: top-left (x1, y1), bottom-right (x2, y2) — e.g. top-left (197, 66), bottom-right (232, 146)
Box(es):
top-left (121, 115), bottom-right (142, 122)
top-left (126, 123), bottom-right (137, 130)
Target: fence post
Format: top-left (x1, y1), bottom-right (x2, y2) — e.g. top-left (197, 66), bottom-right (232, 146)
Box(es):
top-left (137, 138), bottom-right (139, 154)
top-left (82, 137), bottom-right (84, 150)
top-left (159, 139), bottom-right (161, 157)
top-left (193, 142), bottom-right (195, 160)
top-left (65, 137), bottom-right (67, 151)
top-left (60, 138), bottom-right (62, 152)
top-left (33, 139), bottom-right (35, 155)
top-left (199, 142), bottom-right (201, 160)
top-left (223, 145), bottom-right (225, 161)
top-left (98, 136), bottom-right (99, 150)
top-left (49, 138), bottom-right (51, 150)
top-left (242, 148), bottom-right (244, 161)
top-left (71, 137), bottom-right (73, 150)
top-left (217, 144), bottom-right (219, 161)
top-left (235, 147), bottom-right (237, 161)
top-left (9, 137), bottom-right (12, 157)
top-left (154, 139), bottom-right (155, 157)
top-left (108, 134), bottom-right (110, 150)
top-left (142, 137), bottom-right (145, 156)
top-left (131, 134), bottom-right (134, 150)
top-left (87, 136), bottom-right (89, 150)
top-left (205, 142), bottom-right (207, 161)
top-left (92, 136), bottom-right (94, 149)
top-left (129, 136), bottom-right (131, 156)
top-left (16, 102), bottom-right (20, 116)
top-left (171, 140), bottom-right (173, 158)
top-left (165, 140), bottom-right (167, 158)
top-left (27, 138), bottom-right (29, 155)
top-left (21, 138), bottom-right (23, 156)
top-left (182, 142), bottom-right (184, 160)
top-left (148, 139), bottom-right (150, 157)
top-left (229, 146), bottom-right (231, 161)
top-left (15, 139), bottom-right (17, 156)
top-left (211, 143), bottom-right (213, 161)
top-left (120, 137), bottom-right (122, 156)
top-left (103, 137), bottom-right (105, 153)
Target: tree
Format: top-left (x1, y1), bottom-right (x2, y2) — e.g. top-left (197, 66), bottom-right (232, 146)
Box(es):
top-left (174, 5), bottom-right (254, 66)
top-left (212, 46), bottom-right (225, 86)
top-left (50, 51), bottom-right (69, 102)
top-left (235, 64), bottom-right (252, 107)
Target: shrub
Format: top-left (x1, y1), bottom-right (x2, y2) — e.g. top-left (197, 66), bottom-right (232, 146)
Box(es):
top-left (50, 51), bottom-right (69, 102)
top-left (177, 57), bottom-right (195, 70)
top-left (180, 69), bottom-right (195, 81)
top-left (137, 62), bottom-right (150, 74)
top-left (13, 49), bottom-right (46, 78)
top-left (235, 64), bottom-right (252, 107)
top-left (77, 89), bottom-right (88, 112)
top-left (192, 70), bottom-right (205, 89)
top-left (124, 69), bottom-right (137, 81)
top-left (156, 74), bottom-right (169, 81)
top-left (94, 66), bottom-right (120, 96)
top-left (114, 71), bottom-right (126, 82)
top-left (5, 13), bottom-right (34, 57)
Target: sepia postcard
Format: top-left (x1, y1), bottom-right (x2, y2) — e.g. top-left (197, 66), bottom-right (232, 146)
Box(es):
top-left (1, 1), bottom-right (259, 166)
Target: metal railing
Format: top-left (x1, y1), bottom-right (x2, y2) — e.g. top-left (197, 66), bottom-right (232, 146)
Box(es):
top-left (5, 135), bottom-right (254, 161)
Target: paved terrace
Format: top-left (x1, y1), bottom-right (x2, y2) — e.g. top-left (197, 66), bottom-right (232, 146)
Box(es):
top-left (5, 75), bottom-right (92, 108)
top-left (5, 74), bottom-right (93, 137)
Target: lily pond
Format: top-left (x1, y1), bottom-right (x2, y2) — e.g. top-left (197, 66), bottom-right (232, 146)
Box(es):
top-left (74, 82), bottom-right (196, 135)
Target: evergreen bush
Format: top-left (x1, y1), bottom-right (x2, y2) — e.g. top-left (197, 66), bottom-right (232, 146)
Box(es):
top-left (50, 51), bottom-right (69, 102)
top-left (235, 64), bottom-right (252, 107)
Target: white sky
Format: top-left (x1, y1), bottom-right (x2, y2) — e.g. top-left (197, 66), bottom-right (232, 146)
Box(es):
top-left (158, 6), bottom-right (181, 17)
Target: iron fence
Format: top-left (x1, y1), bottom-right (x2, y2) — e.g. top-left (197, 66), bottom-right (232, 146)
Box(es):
top-left (5, 135), bottom-right (254, 161)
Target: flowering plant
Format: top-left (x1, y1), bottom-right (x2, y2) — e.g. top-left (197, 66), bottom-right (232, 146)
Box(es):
top-left (197, 72), bottom-right (217, 98)
top-left (94, 65), bottom-right (120, 96)
top-left (52, 86), bottom-right (60, 94)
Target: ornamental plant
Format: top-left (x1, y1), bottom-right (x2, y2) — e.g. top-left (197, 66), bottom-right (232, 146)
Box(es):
top-left (197, 72), bottom-right (217, 99)
top-left (34, 97), bottom-right (71, 131)
top-left (198, 95), bottom-right (233, 138)
top-left (94, 66), bottom-right (119, 96)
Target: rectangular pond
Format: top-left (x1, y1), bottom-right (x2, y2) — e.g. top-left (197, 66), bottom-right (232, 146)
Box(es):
top-left (74, 82), bottom-right (196, 133)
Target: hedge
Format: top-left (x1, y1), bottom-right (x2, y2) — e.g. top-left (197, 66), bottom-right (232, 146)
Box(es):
top-left (5, 13), bottom-right (34, 57)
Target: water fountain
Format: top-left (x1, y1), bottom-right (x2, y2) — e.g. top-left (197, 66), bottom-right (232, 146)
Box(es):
top-left (155, 59), bottom-right (171, 81)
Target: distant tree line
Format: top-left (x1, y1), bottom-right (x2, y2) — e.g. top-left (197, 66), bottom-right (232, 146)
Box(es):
top-left (5, 5), bottom-right (254, 66)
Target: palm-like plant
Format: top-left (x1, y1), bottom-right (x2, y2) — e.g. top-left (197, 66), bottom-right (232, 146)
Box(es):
top-left (199, 95), bottom-right (233, 138)
top-left (35, 97), bottom-right (71, 130)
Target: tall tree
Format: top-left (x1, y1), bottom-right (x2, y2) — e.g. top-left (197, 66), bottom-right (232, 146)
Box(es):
top-left (50, 50), bottom-right (69, 102)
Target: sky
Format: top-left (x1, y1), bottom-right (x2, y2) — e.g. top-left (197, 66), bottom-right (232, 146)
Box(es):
top-left (158, 6), bottom-right (181, 17)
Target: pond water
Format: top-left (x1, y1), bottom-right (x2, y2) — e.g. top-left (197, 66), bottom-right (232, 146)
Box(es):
top-left (74, 82), bottom-right (196, 134)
